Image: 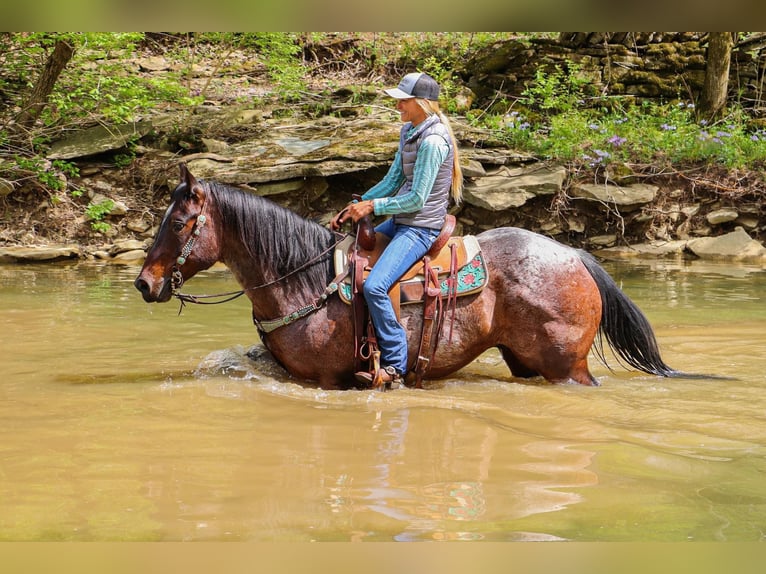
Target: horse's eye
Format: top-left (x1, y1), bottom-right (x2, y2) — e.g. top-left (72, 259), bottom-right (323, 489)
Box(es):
top-left (172, 220), bottom-right (185, 233)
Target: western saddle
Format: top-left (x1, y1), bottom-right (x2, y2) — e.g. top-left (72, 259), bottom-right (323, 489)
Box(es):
top-left (331, 207), bottom-right (486, 389)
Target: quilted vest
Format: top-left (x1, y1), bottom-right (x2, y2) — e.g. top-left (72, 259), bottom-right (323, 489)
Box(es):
top-left (393, 114), bottom-right (454, 230)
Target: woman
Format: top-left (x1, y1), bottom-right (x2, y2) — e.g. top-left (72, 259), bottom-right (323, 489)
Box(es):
top-left (335, 71), bottom-right (463, 387)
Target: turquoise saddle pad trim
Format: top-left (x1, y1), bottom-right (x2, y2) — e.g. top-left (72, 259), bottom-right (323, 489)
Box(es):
top-left (339, 253), bottom-right (488, 304)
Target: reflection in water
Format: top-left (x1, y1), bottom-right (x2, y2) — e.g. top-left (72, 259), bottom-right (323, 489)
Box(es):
top-left (247, 403), bottom-right (598, 542)
top-left (1, 260), bottom-right (765, 541)
top-left (193, 346), bottom-right (599, 541)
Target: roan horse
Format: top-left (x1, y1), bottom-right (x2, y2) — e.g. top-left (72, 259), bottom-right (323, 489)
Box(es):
top-left (135, 164), bottom-right (686, 390)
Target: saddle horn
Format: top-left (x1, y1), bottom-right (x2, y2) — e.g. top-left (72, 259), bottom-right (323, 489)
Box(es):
top-left (330, 195), bottom-right (376, 251)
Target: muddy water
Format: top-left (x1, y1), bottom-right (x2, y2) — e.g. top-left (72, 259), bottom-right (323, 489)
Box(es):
top-left (1, 259), bottom-right (764, 541)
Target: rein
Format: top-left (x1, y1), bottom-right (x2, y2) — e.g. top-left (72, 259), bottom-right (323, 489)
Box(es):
top-left (170, 211), bottom-right (350, 329)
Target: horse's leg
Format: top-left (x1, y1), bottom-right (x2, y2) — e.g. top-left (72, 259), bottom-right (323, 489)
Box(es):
top-left (548, 368), bottom-right (600, 387)
top-left (488, 276), bottom-right (602, 386)
top-left (497, 345), bottom-right (539, 378)
top-left (498, 341), bottom-right (599, 387)
top-left (513, 290), bottom-right (602, 386)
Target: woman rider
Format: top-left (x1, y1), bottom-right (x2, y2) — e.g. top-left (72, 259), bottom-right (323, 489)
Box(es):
top-left (335, 71), bottom-right (463, 387)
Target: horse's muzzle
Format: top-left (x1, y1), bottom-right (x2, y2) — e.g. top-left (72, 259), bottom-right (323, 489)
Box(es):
top-left (134, 274), bottom-right (172, 303)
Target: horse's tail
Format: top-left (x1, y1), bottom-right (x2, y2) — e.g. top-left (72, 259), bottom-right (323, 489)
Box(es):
top-left (577, 250), bottom-right (680, 377)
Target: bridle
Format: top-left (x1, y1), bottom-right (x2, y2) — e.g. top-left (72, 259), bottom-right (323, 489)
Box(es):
top-left (169, 205), bottom-right (349, 331)
top-left (170, 213), bottom-right (207, 296)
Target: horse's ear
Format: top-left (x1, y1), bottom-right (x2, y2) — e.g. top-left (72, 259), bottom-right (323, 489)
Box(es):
top-left (179, 162), bottom-right (206, 206)
top-left (178, 162), bottom-right (189, 182)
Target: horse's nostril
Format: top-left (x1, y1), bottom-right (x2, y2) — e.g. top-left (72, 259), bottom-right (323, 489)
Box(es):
top-left (134, 277), bottom-right (157, 301)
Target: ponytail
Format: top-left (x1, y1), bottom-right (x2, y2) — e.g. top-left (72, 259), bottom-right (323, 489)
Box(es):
top-left (416, 99), bottom-right (463, 206)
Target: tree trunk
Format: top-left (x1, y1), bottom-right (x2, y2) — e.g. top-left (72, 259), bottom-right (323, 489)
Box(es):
top-left (16, 37), bottom-right (76, 130)
top-left (699, 32), bottom-right (735, 119)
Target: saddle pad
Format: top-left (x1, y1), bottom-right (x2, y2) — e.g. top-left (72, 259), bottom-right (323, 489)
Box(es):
top-left (335, 234), bottom-right (488, 305)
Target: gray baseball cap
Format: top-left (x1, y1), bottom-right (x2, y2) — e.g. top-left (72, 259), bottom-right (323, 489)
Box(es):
top-left (384, 72), bottom-right (440, 100)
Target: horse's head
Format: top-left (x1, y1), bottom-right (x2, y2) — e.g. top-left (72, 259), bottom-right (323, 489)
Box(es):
top-left (135, 163), bottom-right (220, 303)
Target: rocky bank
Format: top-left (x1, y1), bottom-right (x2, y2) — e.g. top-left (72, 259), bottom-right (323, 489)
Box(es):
top-left (1, 34), bottom-right (765, 265)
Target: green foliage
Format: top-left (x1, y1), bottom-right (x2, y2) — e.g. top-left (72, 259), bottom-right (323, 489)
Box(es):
top-left (251, 33), bottom-right (305, 102)
top-left (90, 221), bottom-right (111, 233)
top-left (12, 156), bottom-right (78, 193)
top-left (395, 32), bottom-right (514, 69)
top-left (2, 32), bottom-right (764, 193)
top-left (113, 151), bottom-right (135, 169)
top-left (53, 159), bottom-right (79, 179)
top-left (112, 138), bottom-right (138, 168)
top-left (18, 157), bottom-right (63, 190)
top-left (579, 100), bottom-right (766, 169)
top-left (85, 199), bottom-right (114, 233)
top-left (197, 33), bottom-right (306, 102)
top-left (419, 56), bottom-right (460, 113)
top-left (519, 63), bottom-right (591, 114)
top-left (46, 62), bottom-right (200, 126)
top-left (390, 33), bottom-right (515, 114)
top-left (469, 62), bottom-right (766, 171)
top-left (1, 33), bottom-right (202, 127)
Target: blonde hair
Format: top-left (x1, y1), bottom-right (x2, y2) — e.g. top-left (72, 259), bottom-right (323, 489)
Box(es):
top-left (416, 98), bottom-right (463, 206)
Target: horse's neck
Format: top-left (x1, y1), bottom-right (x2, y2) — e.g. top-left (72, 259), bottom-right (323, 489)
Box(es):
top-left (220, 236), bottom-right (314, 322)
top-left (213, 194), bottom-right (334, 321)
top-left (222, 253), bottom-right (263, 291)
top-left (219, 244), bottom-right (277, 309)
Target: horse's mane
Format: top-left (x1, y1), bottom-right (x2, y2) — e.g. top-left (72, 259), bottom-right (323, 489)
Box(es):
top-left (205, 180), bottom-right (336, 293)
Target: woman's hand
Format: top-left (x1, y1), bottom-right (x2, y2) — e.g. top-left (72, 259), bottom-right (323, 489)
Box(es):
top-left (330, 200), bottom-right (374, 230)
top-left (346, 200), bottom-right (374, 222)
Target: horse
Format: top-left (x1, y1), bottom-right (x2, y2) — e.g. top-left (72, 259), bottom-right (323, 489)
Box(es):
top-left (135, 163), bottom-right (686, 390)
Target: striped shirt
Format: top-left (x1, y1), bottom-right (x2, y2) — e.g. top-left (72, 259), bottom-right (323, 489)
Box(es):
top-left (361, 130), bottom-right (449, 217)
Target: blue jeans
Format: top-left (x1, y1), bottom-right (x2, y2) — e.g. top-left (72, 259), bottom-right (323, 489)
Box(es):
top-left (363, 219), bottom-right (440, 375)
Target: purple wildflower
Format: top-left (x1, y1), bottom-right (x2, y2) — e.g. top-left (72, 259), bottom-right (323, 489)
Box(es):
top-left (607, 135), bottom-right (626, 147)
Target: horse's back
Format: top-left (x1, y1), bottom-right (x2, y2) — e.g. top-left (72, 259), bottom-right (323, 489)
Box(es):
top-left (476, 227), bottom-right (589, 287)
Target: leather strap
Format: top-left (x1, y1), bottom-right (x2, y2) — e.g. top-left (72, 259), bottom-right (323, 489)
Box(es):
top-left (351, 247), bottom-right (369, 373)
top-left (445, 242), bottom-right (459, 343)
top-left (413, 256), bottom-right (443, 388)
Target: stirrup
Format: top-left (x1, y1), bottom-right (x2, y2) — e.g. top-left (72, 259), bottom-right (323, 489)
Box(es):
top-left (354, 365), bottom-right (402, 390)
